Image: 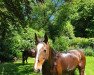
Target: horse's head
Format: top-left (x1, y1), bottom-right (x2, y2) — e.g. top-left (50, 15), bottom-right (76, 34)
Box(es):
top-left (34, 33), bottom-right (50, 72)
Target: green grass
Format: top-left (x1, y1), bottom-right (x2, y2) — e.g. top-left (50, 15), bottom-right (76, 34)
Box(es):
top-left (0, 57), bottom-right (94, 75)
top-left (0, 58), bottom-right (39, 75)
top-left (85, 57), bottom-right (94, 75)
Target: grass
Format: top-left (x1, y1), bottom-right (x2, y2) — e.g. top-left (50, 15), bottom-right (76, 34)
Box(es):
top-left (0, 58), bottom-right (39, 75)
top-left (0, 57), bottom-right (94, 75)
top-left (85, 57), bottom-right (94, 75)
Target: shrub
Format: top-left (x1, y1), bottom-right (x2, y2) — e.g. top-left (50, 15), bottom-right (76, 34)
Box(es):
top-left (78, 38), bottom-right (89, 48)
top-left (63, 21), bottom-right (75, 39)
top-left (84, 47), bottom-right (94, 56)
top-left (0, 27), bottom-right (45, 62)
top-left (69, 37), bottom-right (82, 48)
top-left (88, 38), bottom-right (94, 49)
top-left (69, 38), bottom-right (94, 49)
top-left (53, 36), bottom-right (70, 51)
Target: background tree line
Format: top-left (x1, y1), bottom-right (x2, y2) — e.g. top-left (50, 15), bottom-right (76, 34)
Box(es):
top-left (0, 0), bottom-right (94, 62)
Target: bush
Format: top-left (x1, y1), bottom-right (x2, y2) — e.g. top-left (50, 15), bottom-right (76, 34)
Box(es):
top-left (63, 21), bottom-right (75, 39)
top-left (53, 36), bottom-right (70, 51)
top-left (69, 38), bottom-right (94, 49)
top-left (77, 38), bottom-right (89, 48)
top-left (88, 38), bottom-right (94, 49)
top-left (69, 37), bottom-right (82, 48)
top-left (0, 51), bottom-right (15, 62)
top-left (0, 27), bottom-right (45, 62)
top-left (84, 47), bottom-right (94, 56)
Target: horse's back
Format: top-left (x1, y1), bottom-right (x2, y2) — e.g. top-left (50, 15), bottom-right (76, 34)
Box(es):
top-left (58, 49), bottom-right (86, 72)
top-left (28, 50), bottom-right (36, 57)
top-left (68, 49), bottom-right (86, 62)
top-left (60, 52), bottom-right (80, 71)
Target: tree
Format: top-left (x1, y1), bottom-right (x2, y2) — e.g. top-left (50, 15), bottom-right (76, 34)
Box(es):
top-left (0, 0), bottom-right (33, 61)
top-left (54, 0), bottom-right (94, 38)
top-left (3, 0), bottom-right (32, 27)
top-left (71, 0), bottom-right (94, 37)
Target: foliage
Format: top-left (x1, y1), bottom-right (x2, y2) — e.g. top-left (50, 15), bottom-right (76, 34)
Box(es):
top-left (88, 38), bottom-right (94, 48)
top-left (53, 36), bottom-right (94, 56)
top-left (69, 38), bottom-right (94, 49)
top-left (0, 25), bottom-right (45, 61)
top-left (1, 0), bottom-right (94, 62)
top-left (3, 0), bottom-right (32, 25)
top-left (53, 36), bottom-right (70, 51)
top-left (69, 38), bottom-right (94, 56)
top-left (71, 0), bottom-right (94, 37)
top-left (69, 38), bottom-right (88, 48)
top-left (84, 47), bottom-right (94, 56)
top-left (62, 21), bottom-right (75, 38)
top-left (54, 0), bottom-right (94, 37)
top-left (1, 0), bottom-right (94, 38)
top-left (29, 0), bottom-right (65, 40)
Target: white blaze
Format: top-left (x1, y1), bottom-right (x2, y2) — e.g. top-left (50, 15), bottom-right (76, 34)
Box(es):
top-left (34, 43), bottom-right (44, 70)
top-left (62, 53), bottom-right (71, 57)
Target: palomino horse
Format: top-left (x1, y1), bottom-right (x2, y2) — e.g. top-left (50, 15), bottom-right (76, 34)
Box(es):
top-left (21, 48), bottom-right (36, 64)
top-left (34, 33), bottom-right (86, 75)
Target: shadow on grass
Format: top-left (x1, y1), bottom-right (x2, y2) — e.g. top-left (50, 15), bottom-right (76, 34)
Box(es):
top-left (0, 62), bottom-right (39, 75)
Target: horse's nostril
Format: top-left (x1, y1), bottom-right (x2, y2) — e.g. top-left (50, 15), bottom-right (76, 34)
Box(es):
top-left (37, 69), bottom-right (40, 72)
top-left (34, 69), bottom-right (40, 73)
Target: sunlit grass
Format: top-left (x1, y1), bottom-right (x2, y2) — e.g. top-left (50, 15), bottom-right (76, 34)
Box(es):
top-left (0, 58), bottom-right (38, 75)
top-left (85, 56), bottom-right (94, 75)
top-left (0, 57), bottom-right (94, 75)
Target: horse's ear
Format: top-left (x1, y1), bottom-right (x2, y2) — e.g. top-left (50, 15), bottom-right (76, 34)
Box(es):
top-left (35, 33), bottom-right (39, 45)
top-left (44, 33), bottom-right (48, 44)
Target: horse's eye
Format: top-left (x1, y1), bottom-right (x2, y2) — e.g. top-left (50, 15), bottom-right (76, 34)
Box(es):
top-left (44, 50), bottom-right (46, 52)
top-left (43, 57), bottom-right (45, 60)
top-left (38, 60), bottom-right (40, 62)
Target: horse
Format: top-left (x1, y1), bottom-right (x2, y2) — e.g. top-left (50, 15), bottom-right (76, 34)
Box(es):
top-left (21, 48), bottom-right (36, 64)
top-left (34, 33), bottom-right (86, 75)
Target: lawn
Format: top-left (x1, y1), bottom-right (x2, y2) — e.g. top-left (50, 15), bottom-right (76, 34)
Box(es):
top-left (0, 57), bottom-right (94, 75)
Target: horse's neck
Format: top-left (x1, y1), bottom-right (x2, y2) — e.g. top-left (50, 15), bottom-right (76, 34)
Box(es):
top-left (48, 47), bottom-right (56, 64)
top-left (42, 47), bottom-right (56, 75)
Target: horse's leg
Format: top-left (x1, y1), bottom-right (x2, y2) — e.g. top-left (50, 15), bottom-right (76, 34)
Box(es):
top-left (79, 68), bottom-right (85, 75)
top-left (51, 66), bottom-right (58, 75)
top-left (22, 57), bottom-right (24, 64)
top-left (22, 56), bottom-right (25, 64)
top-left (78, 62), bottom-right (86, 75)
top-left (26, 56), bottom-right (28, 63)
top-left (69, 70), bottom-right (75, 75)
top-left (22, 52), bottom-right (25, 64)
top-left (78, 51), bottom-right (86, 75)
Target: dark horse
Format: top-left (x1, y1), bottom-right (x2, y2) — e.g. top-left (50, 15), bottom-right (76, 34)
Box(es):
top-left (34, 33), bottom-right (86, 75)
top-left (22, 48), bottom-right (36, 64)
